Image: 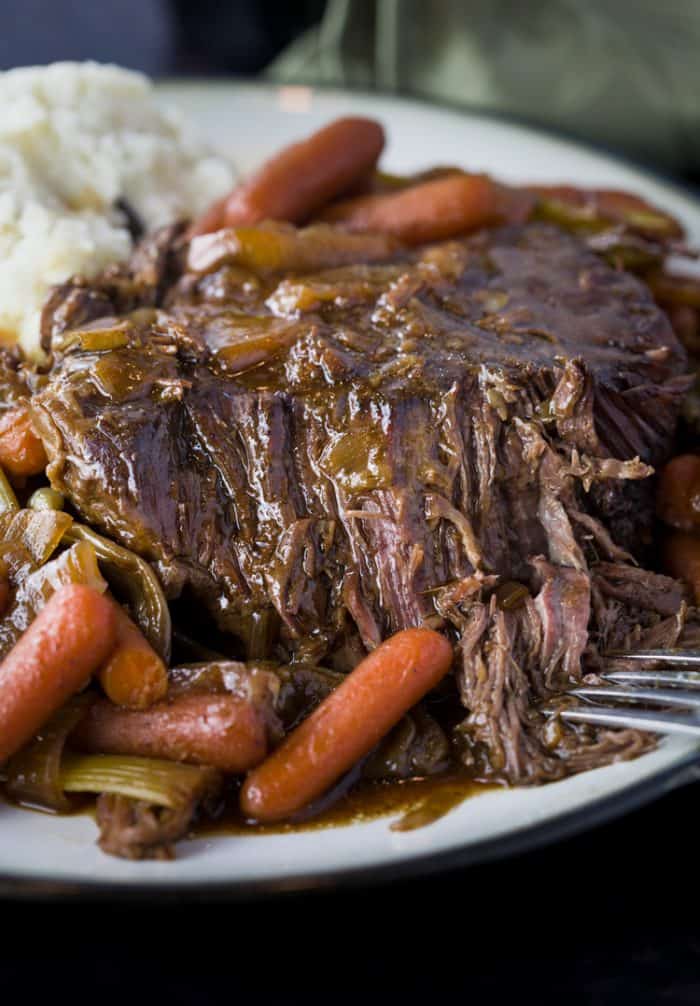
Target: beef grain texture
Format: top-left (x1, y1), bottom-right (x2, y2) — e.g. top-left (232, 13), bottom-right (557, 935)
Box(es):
top-left (32, 222), bottom-right (694, 783)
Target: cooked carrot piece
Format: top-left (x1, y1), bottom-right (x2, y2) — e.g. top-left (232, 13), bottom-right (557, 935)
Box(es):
top-left (665, 304), bottom-right (700, 352)
top-left (0, 584), bottom-right (117, 763)
top-left (663, 530), bottom-right (700, 604)
top-left (656, 455), bottom-right (700, 532)
top-left (317, 174), bottom-right (528, 245)
top-left (240, 627), bottom-right (453, 823)
top-left (647, 271), bottom-right (700, 310)
top-left (189, 117), bottom-right (385, 236)
top-left (97, 601), bottom-right (168, 710)
top-left (72, 693), bottom-right (270, 773)
top-left (0, 405), bottom-right (47, 480)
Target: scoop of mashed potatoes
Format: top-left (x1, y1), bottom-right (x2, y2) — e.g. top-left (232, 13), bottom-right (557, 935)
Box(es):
top-left (0, 62), bottom-right (235, 357)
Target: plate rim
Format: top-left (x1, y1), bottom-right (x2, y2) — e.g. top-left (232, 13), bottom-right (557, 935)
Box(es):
top-left (3, 80), bottom-right (700, 900)
top-left (157, 77), bottom-right (700, 206)
top-left (1, 750), bottom-right (698, 901)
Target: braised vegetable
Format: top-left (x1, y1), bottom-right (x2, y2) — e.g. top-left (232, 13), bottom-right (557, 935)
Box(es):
top-left (0, 404), bottom-right (47, 480)
top-left (71, 757), bottom-right (222, 859)
top-left (28, 487), bottom-right (64, 512)
top-left (668, 305), bottom-right (700, 360)
top-left (0, 539), bottom-right (108, 660)
top-left (60, 753), bottom-right (221, 809)
top-left (0, 584), bottom-right (117, 763)
top-left (73, 692), bottom-right (274, 773)
top-left (657, 455), bottom-right (700, 531)
top-left (0, 511), bottom-right (79, 651)
top-left (532, 185), bottom-right (683, 239)
top-left (5, 697), bottom-right (92, 811)
top-left (190, 117), bottom-right (385, 236)
top-left (240, 628), bottom-right (454, 822)
top-left (97, 601), bottom-right (168, 709)
top-left (662, 530), bottom-right (700, 604)
top-left (0, 508), bottom-right (72, 573)
top-left (647, 269), bottom-right (700, 366)
top-left (21, 540), bottom-right (106, 608)
top-left (188, 221), bottom-right (401, 275)
top-left (0, 467), bottom-right (18, 514)
top-left (64, 523), bottom-right (171, 663)
top-left (318, 173), bottom-right (527, 245)
top-left (53, 318), bottom-right (132, 354)
top-left (210, 318), bottom-right (307, 375)
top-left (0, 511), bottom-right (85, 658)
top-left (168, 659), bottom-right (282, 702)
top-left (647, 269), bottom-right (700, 309)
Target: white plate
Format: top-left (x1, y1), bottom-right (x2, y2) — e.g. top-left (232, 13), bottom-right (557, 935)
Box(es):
top-left (2, 81), bottom-right (700, 897)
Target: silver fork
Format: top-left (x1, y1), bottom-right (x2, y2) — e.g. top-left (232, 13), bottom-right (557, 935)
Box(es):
top-left (548, 650), bottom-right (700, 738)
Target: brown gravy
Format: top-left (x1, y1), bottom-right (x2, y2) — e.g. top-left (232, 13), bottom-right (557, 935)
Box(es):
top-left (196, 772), bottom-right (493, 839)
top-left (1, 771), bottom-right (494, 841)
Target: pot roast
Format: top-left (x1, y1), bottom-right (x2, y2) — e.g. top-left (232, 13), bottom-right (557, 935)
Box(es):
top-left (31, 220), bottom-right (694, 784)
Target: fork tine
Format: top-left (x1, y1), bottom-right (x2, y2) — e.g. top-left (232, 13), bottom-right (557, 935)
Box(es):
top-left (603, 669), bottom-right (700, 689)
top-left (605, 649), bottom-right (700, 667)
top-left (571, 686), bottom-right (700, 710)
top-left (549, 706), bottom-right (700, 737)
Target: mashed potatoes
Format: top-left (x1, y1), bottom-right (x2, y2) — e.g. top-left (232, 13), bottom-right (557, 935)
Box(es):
top-left (0, 62), bottom-right (235, 357)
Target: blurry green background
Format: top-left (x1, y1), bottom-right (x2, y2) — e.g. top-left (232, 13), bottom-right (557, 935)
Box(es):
top-left (2, 0), bottom-right (699, 179)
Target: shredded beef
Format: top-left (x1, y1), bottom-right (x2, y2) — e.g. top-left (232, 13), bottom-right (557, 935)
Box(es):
top-left (96, 794), bottom-right (194, 860)
top-left (32, 221), bottom-right (695, 784)
top-left (95, 760), bottom-right (222, 860)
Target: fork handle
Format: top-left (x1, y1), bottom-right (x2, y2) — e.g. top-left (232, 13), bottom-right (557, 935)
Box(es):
top-left (605, 649), bottom-right (700, 667)
top-left (557, 706), bottom-right (700, 738)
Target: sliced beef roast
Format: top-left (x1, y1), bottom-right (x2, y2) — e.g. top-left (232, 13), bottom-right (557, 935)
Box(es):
top-left (31, 221), bottom-right (693, 783)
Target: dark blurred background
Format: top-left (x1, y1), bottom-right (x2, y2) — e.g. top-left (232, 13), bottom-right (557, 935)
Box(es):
top-left (0, 0), bottom-right (320, 77)
top-left (3, 0), bottom-right (700, 182)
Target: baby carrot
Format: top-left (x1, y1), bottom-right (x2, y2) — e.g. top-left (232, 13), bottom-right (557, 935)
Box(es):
top-left (0, 405), bottom-right (47, 480)
top-left (656, 455), bottom-right (700, 532)
top-left (0, 584), bottom-right (117, 763)
top-left (73, 693), bottom-right (271, 773)
top-left (190, 117), bottom-right (385, 236)
top-left (240, 627), bottom-right (453, 823)
top-left (318, 173), bottom-right (523, 244)
top-left (97, 602), bottom-right (168, 710)
top-left (663, 530), bottom-right (700, 605)
top-left (648, 271), bottom-right (700, 311)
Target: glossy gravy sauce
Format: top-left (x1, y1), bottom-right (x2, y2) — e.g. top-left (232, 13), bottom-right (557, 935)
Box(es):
top-left (197, 772), bottom-right (493, 838)
top-left (1, 772), bottom-right (493, 840)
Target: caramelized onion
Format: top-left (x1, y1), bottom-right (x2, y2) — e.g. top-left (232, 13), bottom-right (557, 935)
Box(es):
top-left (188, 222), bottom-right (400, 275)
top-left (64, 523), bottom-right (171, 664)
top-left (0, 467), bottom-right (18, 514)
top-left (5, 696), bottom-right (92, 812)
top-left (0, 509), bottom-right (72, 570)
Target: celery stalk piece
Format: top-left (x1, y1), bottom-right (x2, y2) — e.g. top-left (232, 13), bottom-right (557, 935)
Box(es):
top-left (61, 753), bottom-right (220, 809)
